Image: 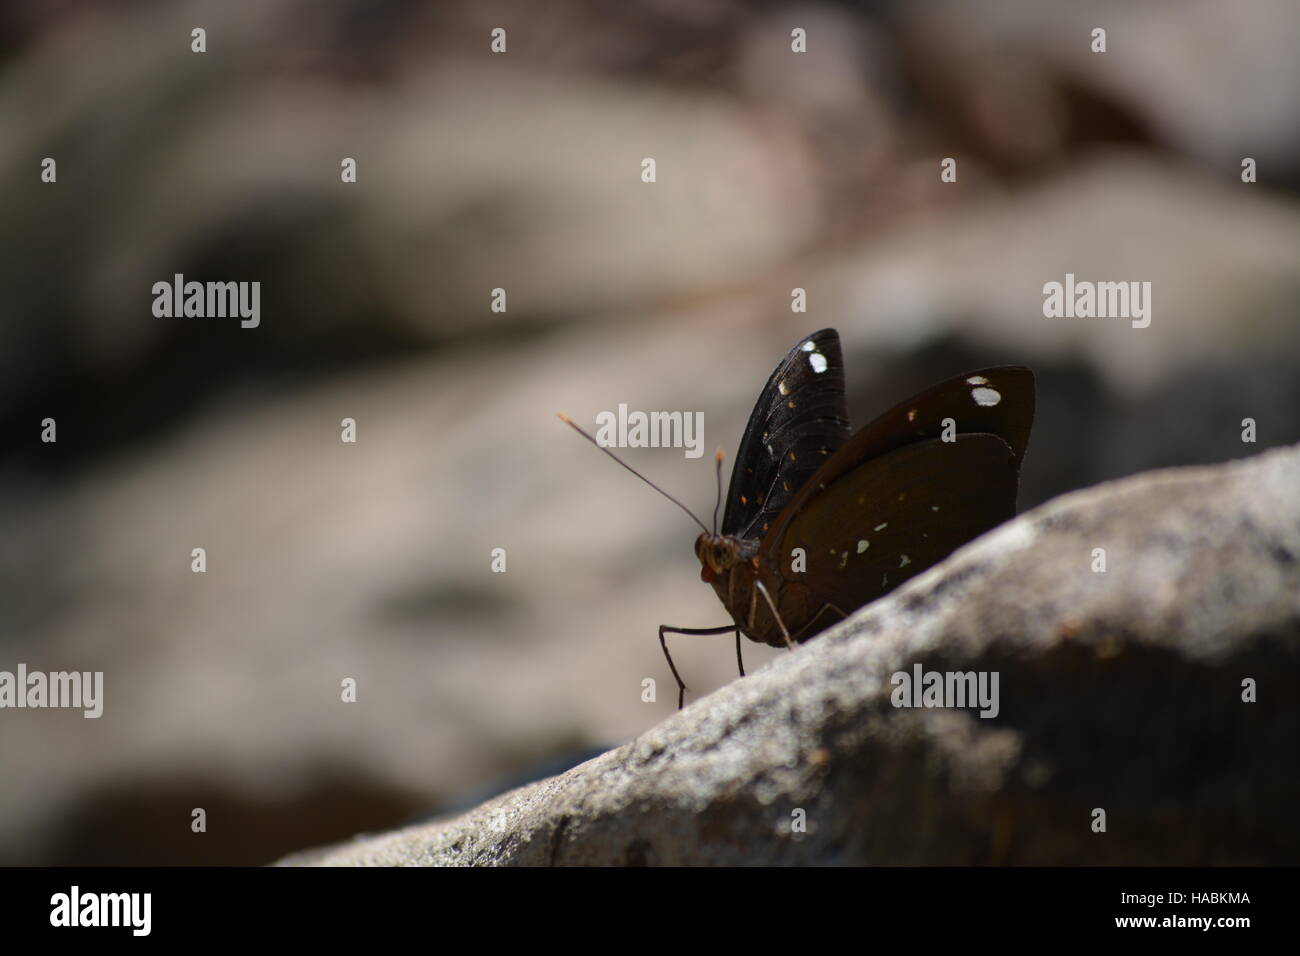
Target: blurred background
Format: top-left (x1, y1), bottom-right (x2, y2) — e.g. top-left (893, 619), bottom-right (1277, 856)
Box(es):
top-left (1, 0), bottom-right (1298, 865)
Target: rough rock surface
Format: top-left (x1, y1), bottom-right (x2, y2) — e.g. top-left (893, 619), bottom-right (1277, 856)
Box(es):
top-left (282, 443), bottom-right (1300, 865)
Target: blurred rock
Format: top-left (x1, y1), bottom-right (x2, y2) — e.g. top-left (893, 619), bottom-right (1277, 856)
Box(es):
top-left (0, 0), bottom-right (817, 425)
top-left (283, 441), bottom-right (1300, 865)
top-left (901, 0), bottom-right (1300, 181)
top-left (830, 154), bottom-right (1300, 393)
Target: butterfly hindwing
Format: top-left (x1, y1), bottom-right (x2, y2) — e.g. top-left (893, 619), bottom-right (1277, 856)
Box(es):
top-left (766, 365), bottom-right (1033, 551)
top-left (774, 434), bottom-right (1019, 638)
top-left (721, 328), bottom-right (852, 540)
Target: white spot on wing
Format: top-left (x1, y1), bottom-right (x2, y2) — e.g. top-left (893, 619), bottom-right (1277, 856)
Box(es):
top-left (801, 340), bottom-right (816, 352)
top-left (966, 375), bottom-right (989, 385)
top-left (874, 522), bottom-right (888, 531)
top-left (899, 554), bottom-right (911, 568)
top-left (778, 381), bottom-right (789, 396)
top-left (972, 386), bottom-right (1002, 406)
top-left (857, 539), bottom-right (869, 553)
top-left (809, 352), bottom-right (828, 373)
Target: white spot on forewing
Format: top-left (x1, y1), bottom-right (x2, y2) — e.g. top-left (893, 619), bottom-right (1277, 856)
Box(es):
top-left (972, 386), bottom-right (1001, 406)
top-left (899, 554), bottom-right (911, 568)
top-left (857, 539), bottom-right (869, 553)
top-left (801, 340), bottom-right (816, 351)
top-left (931, 505), bottom-right (940, 512)
top-left (966, 375), bottom-right (989, 385)
top-left (838, 551), bottom-right (849, 570)
top-left (778, 381), bottom-right (789, 396)
top-left (809, 352), bottom-right (828, 373)
top-left (874, 522), bottom-right (888, 531)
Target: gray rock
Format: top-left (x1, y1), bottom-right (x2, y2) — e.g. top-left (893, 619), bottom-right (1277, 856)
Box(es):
top-left (283, 441), bottom-right (1300, 865)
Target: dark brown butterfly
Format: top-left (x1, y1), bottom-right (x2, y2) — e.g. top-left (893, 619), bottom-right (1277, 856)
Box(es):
top-left (562, 328), bottom-right (1034, 707)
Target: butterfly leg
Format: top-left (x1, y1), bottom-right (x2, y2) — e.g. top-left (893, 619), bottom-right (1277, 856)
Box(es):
top-left (658, 624), bottom-right (737, 709)
top-left (800, 603), bottom-right (850, 639)
top-left (753, 580), bottom-right (795, 650)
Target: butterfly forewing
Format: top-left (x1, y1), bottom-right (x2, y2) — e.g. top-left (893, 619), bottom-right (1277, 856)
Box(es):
top-left (773, 434), bottom-right (1019, 641)
top-left (721, 328), bottom-right (851, 539)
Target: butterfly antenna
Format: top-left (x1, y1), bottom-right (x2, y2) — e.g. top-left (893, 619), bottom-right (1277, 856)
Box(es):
top-left (557, 413), bottom-right (710, 534)
top-left (712, 448), bottom-right (724, 535)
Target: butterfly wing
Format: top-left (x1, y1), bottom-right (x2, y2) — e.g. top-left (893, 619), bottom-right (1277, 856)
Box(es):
top-left (772, 434), bottom-right (1020, 640)
top-left (767, 365), bottom-right (1034, 550)
top-left (721, 328), bottom-right (852, 540)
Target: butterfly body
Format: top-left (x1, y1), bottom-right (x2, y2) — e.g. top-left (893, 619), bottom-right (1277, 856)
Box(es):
top-left (559, 327), bottom-right (1034, 706)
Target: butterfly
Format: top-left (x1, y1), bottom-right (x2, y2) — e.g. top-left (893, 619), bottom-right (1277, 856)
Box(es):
top-left (561, 328), bottom-right (1034, 707)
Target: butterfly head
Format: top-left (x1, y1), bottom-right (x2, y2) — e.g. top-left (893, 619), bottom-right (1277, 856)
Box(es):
top-left (695, 532), bottom-right (743, 583)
